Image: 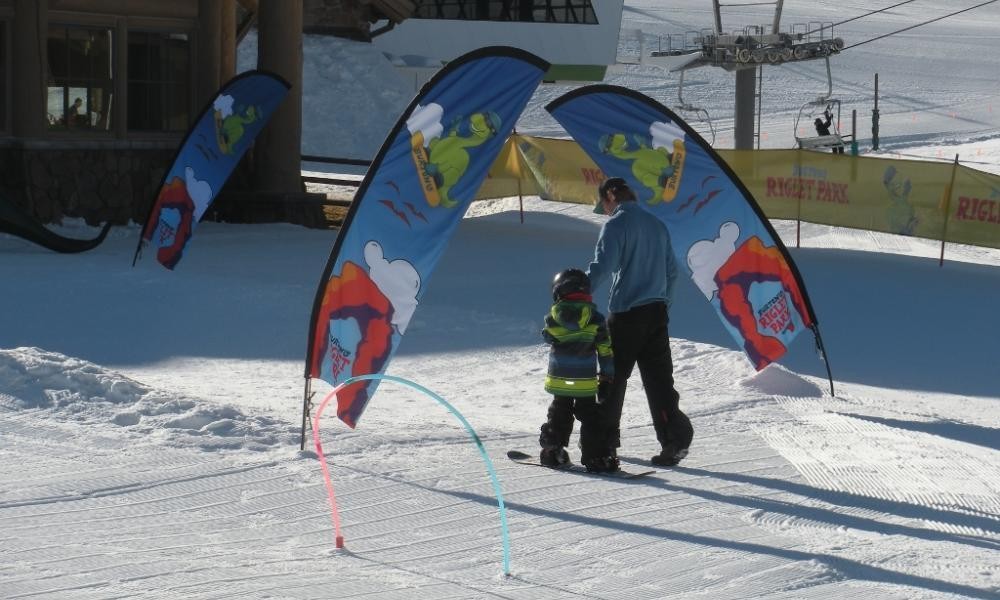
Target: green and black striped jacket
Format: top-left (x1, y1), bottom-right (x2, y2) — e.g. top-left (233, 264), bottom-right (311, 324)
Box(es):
top-left (542, 300), bottom-right (614, 397)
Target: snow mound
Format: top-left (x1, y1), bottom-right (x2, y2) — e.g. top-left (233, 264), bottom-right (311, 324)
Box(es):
top-left (0, 347), bottom-right (149, 409)
top-left (0, 347), bottom-right (296, 451)
top-left (740, 363), bottom-right (824, 397)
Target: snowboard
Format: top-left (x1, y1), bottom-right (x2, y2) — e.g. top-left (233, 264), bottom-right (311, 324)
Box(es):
top-left (506, 450), bottom-right (656, 480)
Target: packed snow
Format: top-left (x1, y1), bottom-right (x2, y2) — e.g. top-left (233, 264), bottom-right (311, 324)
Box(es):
top-left (2, 1), bottom-right (999, 598)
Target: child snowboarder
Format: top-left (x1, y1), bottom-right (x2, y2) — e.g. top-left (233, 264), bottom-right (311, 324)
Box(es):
top-left (539, 268), bottom-right (618, 473)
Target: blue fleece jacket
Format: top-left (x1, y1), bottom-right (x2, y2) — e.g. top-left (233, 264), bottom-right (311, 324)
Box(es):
top-left (586, 201), bottom-right (679, 314)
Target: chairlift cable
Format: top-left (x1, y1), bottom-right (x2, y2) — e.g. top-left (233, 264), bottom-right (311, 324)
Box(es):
top-left (800, 0), bottom-right (921, 37)
top-left (844, 0), bottom-right (1000, 50)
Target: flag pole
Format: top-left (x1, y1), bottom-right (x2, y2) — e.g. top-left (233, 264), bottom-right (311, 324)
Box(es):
top-left (811, 324), bottom-right (835, 397)
top-left (795, 150), bottom-right (803, 248)
top-left (511, 130), bottom-right (525, 224)
top-left (939, 154), bottom-right (959, 267)
top-left (300, 378), bottom-right (313, 450)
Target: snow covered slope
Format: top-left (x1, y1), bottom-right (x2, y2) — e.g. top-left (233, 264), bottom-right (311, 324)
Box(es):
top-left (2, 1), bottom-right (999, 597)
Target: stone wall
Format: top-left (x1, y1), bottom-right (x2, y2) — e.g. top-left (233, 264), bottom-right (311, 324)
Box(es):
top-left (0, 140), bottom-right (175, 226)
top-left (0, 138), bottom-right (340, 229)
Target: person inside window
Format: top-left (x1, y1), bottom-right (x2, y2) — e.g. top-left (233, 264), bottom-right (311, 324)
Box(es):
top-left (66, 97), bottom-right (83, 128)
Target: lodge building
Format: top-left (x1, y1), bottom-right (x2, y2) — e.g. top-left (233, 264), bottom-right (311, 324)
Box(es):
top-left (0, 0), bottom-right (403, 227)
top-left (0, 0), bottom-right (613, 228)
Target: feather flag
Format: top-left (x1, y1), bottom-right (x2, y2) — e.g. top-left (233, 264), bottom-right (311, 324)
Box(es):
top-left (133, 70), bottom-right (290, 270)
top-left (547, 85), bottom-right (829, 375)
top-left (1, 195), bottom-right (111, 253)
top-left (305, 47), bottom-right (549, 428)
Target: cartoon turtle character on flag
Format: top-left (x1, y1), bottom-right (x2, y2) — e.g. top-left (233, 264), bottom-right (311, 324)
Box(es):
top-left (407, 103), bottom-right (502, 208)
top-left (598, 120), bottom-right (687, 204)
top-left (213, 93), bottom-right (260, 155)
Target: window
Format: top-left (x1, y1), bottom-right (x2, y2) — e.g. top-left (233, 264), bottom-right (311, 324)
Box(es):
top-left (47, 25), bottom-right (114, 131)
top-left (413, 0), bottom-right (598, 23)
top-left (127, 31), bottom-right (191, 131)
top-left (45, 23), bottom-right (193, 135)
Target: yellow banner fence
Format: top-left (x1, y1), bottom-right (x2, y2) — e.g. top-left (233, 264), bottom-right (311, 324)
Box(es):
top-left (479, 135), bottom-right (1000, 251)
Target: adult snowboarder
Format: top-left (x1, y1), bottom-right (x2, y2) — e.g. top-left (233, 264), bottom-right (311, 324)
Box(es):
top-left (588, 177), bottom-right (693, 467)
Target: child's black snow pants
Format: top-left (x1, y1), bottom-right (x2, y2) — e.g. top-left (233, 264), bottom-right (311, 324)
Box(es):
top-left (539, 394), bottom-right (610, 461)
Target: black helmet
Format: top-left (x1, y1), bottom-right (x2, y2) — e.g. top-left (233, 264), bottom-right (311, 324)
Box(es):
top-left (552, 268), bottom-right (590, 301)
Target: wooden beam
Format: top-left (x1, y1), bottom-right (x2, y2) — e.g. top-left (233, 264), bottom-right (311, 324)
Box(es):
top-left (255, 0), bottom-right (302, 193)
top-left (12, 0), bottom-right (47, 137)
top-left (220, 0), bottom-right (236, 82)
top-left (49, 0), bottom-right (198, 19)
top-left (364, 0), bottom-right (415, 24)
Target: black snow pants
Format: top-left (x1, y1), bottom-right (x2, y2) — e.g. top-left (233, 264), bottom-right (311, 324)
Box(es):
top-left (539, 394), bottom-right (611, 461)
top-left (606, 301), bottom-right (693, 452)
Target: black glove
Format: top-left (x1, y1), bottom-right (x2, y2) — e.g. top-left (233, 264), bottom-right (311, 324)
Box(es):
top-left (597, 378), bottom-right (612, 404)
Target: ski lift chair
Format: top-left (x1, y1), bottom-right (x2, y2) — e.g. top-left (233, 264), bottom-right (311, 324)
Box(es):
top-left (793, 57), bottom-right (847, 153)
top-left (673, 70), bottom-right (716, 145)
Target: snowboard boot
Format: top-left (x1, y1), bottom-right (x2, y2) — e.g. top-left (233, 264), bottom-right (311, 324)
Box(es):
top-left (651, 444), bottom-right (689, 467)
top-left (582, 455), bottom-right (619, 473)
top-left (540, 446), bottom-right (570, 467)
